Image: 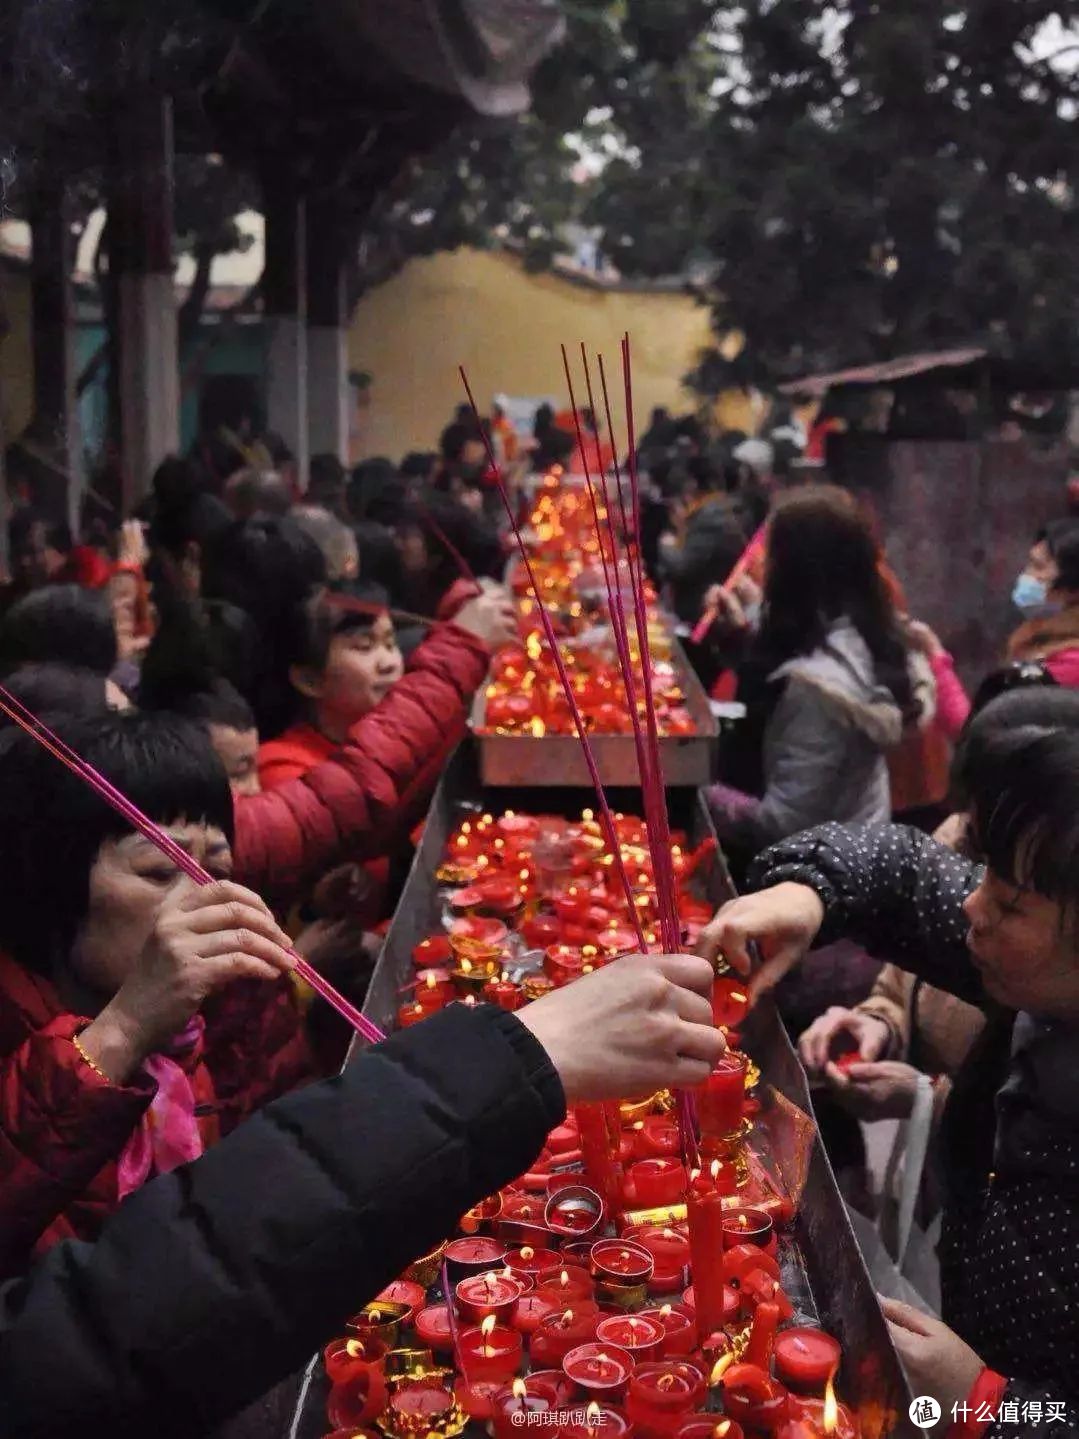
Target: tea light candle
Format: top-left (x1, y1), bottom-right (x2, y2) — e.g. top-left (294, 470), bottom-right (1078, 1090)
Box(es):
top-left (459, 1316), bottom-right (523, 1384)
top-left (512, 1293), bottom-right (558, 1337)
top-left (414, 1305), bottom-right (454, 1355)
top-left (710, 977), bottom-right (750, 1031)
top-left (627, 1160), bottom-right (688, 1209)
top-left (545, 944), bottom-right (586, 986)
top-left (719, 1363), bottom-right (789, 1434)
top-left (396, 1001), bottom-right (429, 1029)
top-left (626, 1361), bottom-right (707, 1436)
top-left (636, 1228), bottom-right (690, 1274)
top-left (323, 1335), bottom-right (386, 1385)
top-left (640, 1305), bottom-right (696, 1358)
top-left (413, 969), bottom-right (454, 1008)
top-left (521, 913), bottom-right (563, 950)
top-left (504, 1244), bottom-right (563, 1279)
top-left (444, 1236), bottom-right (506, 1282)
top-left (773, 1329), bottom-right (842, 1395)
top-left (721, 1209), bottom-right (774, 1255)
top-left (454, 1377), bottom-right (504, 1422)
top-left (781, 1391), bottom-right (860, 1439)
top-left (591, 1240), bottom-right (655, 1285)
top-left (530, 1306), bottom-right (601, 1367)
top-left (696, 1056), bottom-right (746, 1152)
top-left (673, 1420), bottom-right (744, 1439)
top-left (633, 1118), bottom-right (681, 1160)
top-left (375, 1280), bottom-right (425, 1326)
top-left (349, 1300), bottom-right (410, 1348)
top-left (563, 1342), bottom-right (636, 1400)
top-left (595, 1314), bottom-right (665, 1362)
top-left (536, 1267), bottom-right (596, 1306)
top-left (456, 1271), bottom-right (524, 1325)
top-left (484, 976), bottom-right (524, 1012)
top-left (413, 935), bottom-right (452, 968)
top-left (327, 1365), bottom-right (390, 1429)
top-left (490, 1376), bottom-right (559, 1439)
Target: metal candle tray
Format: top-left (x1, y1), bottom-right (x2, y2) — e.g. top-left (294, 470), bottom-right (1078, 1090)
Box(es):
top-left (470, 634), bottom-right (718, 789)
top-left (289, 743), bottom-right (916, 1439)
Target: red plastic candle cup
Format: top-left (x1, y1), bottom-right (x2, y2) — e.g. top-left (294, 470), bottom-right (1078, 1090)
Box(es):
top-left (327, 1366), bottom-right (390, 1429)
top-left (782, 1395), bottom-right (861, 1439)
top-left (710, 977), bottom-right (750, 1031)
top-left (673, 1420), bottom-right (744, 1439)
top-left (444, 1236), bottom-right (507, 1283)
top-left (413, 934), bottom-right (452, 968)
top-left (545, 944), bottom-right (586, 987)
top-left (640, 1305), bottom-right (697, 1358)
top-left (459, 1319), bottom-right (523, 1384)
top-left (536, 1267), bottom-right (597, 1306)
top-left (591, 1240), bottom-right (655, 1286)
top-left (696, 1056), bottom-right (747, 1150)
top-left (490, 1376), bottom-right (560, 1439)
top-left (374, 1279), bottom-right (426, 1325)
top-left (323, 1335), bottom-right (386, 1386)
top-left (456, 1271), bottom-right (524, 1325)
top-left (414, 1304), bottom-right (455, 1355)
top-left (563, 1342), bottom-right (636, 1400)
top-left (460, 1193), bottom-right (504, 1235)
top-left (719, 1364), bottom-right (789, 1434)
top-left (454, 1377), bottom-right (504, 1422)
top-left (396, 1001), bottom-right (429, 1030)
top-left (484, 978), bottom-right (524, 1012)
top-left (413, 967), bottom-right (454, 1006)
top-left (529, 1305), bottom-right (601, 1367)
top-left (546, 1185), bottom-right (605, 1239)
top-left (450, 915), bottom-right (510, 948)
top-left (721, 1209), bottom-right (774, 1255)
top-left (636, 1228), bottom-right (691, 1274)
top-left (547, 1120), bottom-right (579, 1154)
top-left (773, 1329), bottom-right (842, 1395)
top-left (627, 1160), bottom-right (688, 1209)
top-left (529, 1369), bottom-right (579, 1409)
top-left (632, 1118), bottom-right (681, 1161)
top-left (598, 925), bottom-right (639, 956)
top-left (595, 1313), bottom-right (665, 1362)
top-left (522, 913), bottom-right (563, 950)
top-left (504, 1244), bottom-right (562, 1280)
top-left (626, 1361), bottom-right (706, 1437)
top-left (512, 1293), bottom-right (558, 1337)
top-left (558, 1405), bottom-right (635, 1439)
top-left (500, 1194), bottom-right (546, 1226)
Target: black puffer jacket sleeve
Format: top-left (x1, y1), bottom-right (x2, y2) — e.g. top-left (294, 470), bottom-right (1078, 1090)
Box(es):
top-left (748, 822), bottom-right (987, 1007)
top-left (0, 1004), bottom-right (564, 1439)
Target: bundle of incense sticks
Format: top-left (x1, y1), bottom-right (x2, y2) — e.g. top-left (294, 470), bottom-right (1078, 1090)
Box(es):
top-left (461, 339), bottom-right (700, 1166)
top-left (0, 684), bottom-right (385, 1045)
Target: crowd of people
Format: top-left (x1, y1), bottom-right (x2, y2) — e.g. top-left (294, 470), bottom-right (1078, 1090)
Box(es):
top-left (0, 391), bottom-right (1077, 1437)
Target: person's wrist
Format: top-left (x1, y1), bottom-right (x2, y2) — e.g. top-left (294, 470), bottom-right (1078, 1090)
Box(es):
top-left (82, 998), bottom-right (155, 1084)
top-left (516, 1006), bottom-right (576, 1101)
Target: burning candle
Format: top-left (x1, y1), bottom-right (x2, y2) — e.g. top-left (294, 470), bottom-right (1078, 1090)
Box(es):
top-left (721, 1209), bottom-right (774, 1255)
top-left (387, 1382), bottom-right (455, 1429)
top-left (781, 1384), bottom-right (861, 1439)
top-left (484, 975), bottom-right (524, 1012)
top-left (327, 1363), bottom-right (390, 1430)
top-left (455, 1271), bottom-right (524, 1325)
top-left (545, 944), bottom-right (586, 987)
top-left (536, 1267), bottom-right (596, 1306)
top-left (626, 1361), bottom-right (707, 1437)
top-left (512, 1293), bottom-right (558, 1337)
top-left (522, 913), bottom-right (563, 950)
top-left (557, 1403), bottom-right (634, 1439)
top-left (459, 1315), bottom-right (523, 1384)
top-left (562, 1342), bottom-right (636, 1400)
top-left (719, 1363), bottom-right (789, 1434)
top-left (773, 1329), bottom-right (842, 1395)
top-left (396, 1001), bottom-right (428, 1029)
top-left (673, 1421), bottom-right (743, 1439)
top-left (695, 1056), bottom-right (746, 1153)
top-left (633, 1118), bottom-right (681, 1160)
top-left (590, 1240), bottom-right (655, 1285)
top-left (627, 1160), bottom-right (688, 1209)
top-left (680, 1283), bottom-right (740, 1329)
top-left (348, 1301), bottom-right (409, 1348)
top-left (640, 1305), bottom-right (696, 1358)
top-left (530, 1306), bottom-right (601, 1367)
top-left (413, 935), bottom-right (452, 968)
top-left (323, 1335), bottom-right (386, 1386)
top-left (635, 1228), bottom-right (690, 1279)
top-left (490, 1376), bottom-right (559, 1439)
top-left (375, 1280), bottom-right (425, 1326)
top-left (504, 1244), bottom-right (563, 1280)
top-left (413, 968), bottom-right (454, 1008)
top-left (594, 1314), bottom-right (665, 1362)
top-left (744, 1300), bottom-right (781, 1369)
top-left (710, 977), bottom-right (750, 1031)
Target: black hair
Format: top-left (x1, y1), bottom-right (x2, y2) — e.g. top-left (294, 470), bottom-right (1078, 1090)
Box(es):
top-left (0, 663), bottom-right (110, 725)
top-left (0, 586), bottom-right (117, 677)
top-left (353, 521), bottom-right (403, 593)
top-left (757, 485), bottom-right (914, 716)
top-left (399, 452), bottom-right (438, 483)
top-left (970, 662), bottom-right (1057, 719)
top-left (149, 457), bottom-right (232, 560)
top-left (201, 515), bottom-right (326, 622)
top-left (139, 596), bottom-right (257, 735)
top-left (400, 492), bottom-right (503, 587)
top-left (957, 687), bottom-right (1079, 907)
top-left (0, 711), bottom-right (233, 974)
top-left (176, 679), bottom-right (257, 732)
top-left (348, 461), bottom-right (407, 527)
top-left (1046, 519), bottom-right (1079, 593)
top-left (7, 508), bottom-right (70, 556)
top-left (439, 420), bottom-right (482, 464)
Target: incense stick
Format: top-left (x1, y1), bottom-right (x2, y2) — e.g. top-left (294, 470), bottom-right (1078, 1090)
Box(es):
top-left (415, 500), bottom-right (477, 584)
top-left (459, 366), bottom-right (648, 951)
top-left (0, 685), bottom-right (385, 1044)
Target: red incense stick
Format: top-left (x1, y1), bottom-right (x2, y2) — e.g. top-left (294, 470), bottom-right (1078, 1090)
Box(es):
top-left (415, 500), bottom-right (477, 584)
top-left (0, 685), bottom-right (385, 1044)
top-left (459, 366), bottom-right (647, 950)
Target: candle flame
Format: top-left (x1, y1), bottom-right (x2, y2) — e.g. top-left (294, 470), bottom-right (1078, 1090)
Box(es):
top-left (481, 1315), bottom-right (497, 1337)
top-left (582, 809), bottom-right (594, 822)
top-left (369, 1308), bottom-right (382, 1322)
top-left (513, 1379), bottom-right (528, 1401)
top-left (710, 1160), bottom-right (722, 1181)
top-left (345, 1339), bottom-right (366, 1358)
top-left (425, 973), bottom-right (437, 989)
top-left (660, 1304), bottom-right (673, 1318)
top-left (560, 1270), bottom-right (570, 1287)
top-left (633, 1121), bottom-right (644, 1131)
top-left (731, 992), bottom-right (747, 1004)
top-left (460, 958), bottom-right (473, 974)
top-left (521, 1247), bottom-right (534, 1260)
top-left (505, 809), bottom-right (515, 818)
top-left (586, 1402), bottom-right (602, 1422)
top-left (715, 1425), bottom-right (731, 1439)
top-left (519, 870), bottom-right (530, 881)
top-left (823, 1376), bottom-right (839, 1434)
top-left (738, 1215), bottom-right (747, 1228)
top-left (530, 718), bottom-right (546, 737)
top-left (657, 1373), bottom-right (678, 1393)
top-left (663, 1228), bottom-right (677, 1238)
top-left (710, 1354), bottom-right (735, 1385)
top-left (689, 1167), bottom-right (701, 1182)
top-left (561, 1309), bottom-right (575, 1324)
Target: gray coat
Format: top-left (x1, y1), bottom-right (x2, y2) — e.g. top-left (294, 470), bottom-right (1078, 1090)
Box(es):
top-left (718, 620), bottom-right (934, 849)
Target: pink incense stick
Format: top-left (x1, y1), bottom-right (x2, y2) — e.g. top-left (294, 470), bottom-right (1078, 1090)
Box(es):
top-left (415, 500), bottom-right (478, 584)
top-left (459, 366), bottom-right (647, 951)
top-left (0, 685), bottom-right (385, 1044)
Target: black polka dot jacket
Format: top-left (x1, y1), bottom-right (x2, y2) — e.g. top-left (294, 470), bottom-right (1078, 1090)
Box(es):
top-left (751, 823), bottom-right (1079, 1437)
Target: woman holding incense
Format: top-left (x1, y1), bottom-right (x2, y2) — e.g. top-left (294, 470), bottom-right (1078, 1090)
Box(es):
top-left (699, 707), bottom-right (1079, 1436)
top-left (0, 951), bottom-right (723, 1438)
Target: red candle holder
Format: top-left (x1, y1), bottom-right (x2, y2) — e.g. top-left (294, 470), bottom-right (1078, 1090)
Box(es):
top-left (413, 935), bottom-right (452, 968)
top-left (511, 1293), bottom-right (558, 1337)
top-left (414, 1305), bottom-right (455, 1355)
top-left (781, 1394), bottom-right (861, 1439)
top-left (563, 1341), bottom-right (636, 1401)
top-left (521, 913), bottom-right (563, 951)
top-left (454, 1376), bottom-right (503, 1422)
top-left (591, 1240), bottom-right (655, 1286)
top-left (323, 1335), bottom-right (387, 1386)
top-left (594, 1313), bottom-right (665, 1362)
top-left (529, 1305), bottom-right (601, 1367)
top-left (545, 944), bottom-right (586, 986)
top-left (396, 1001), bottom-right (429, 1030)
top-left (695, 1057), bottom-right (747, 1158)
top-left (672, 1419), bottom-right (744, 1439)
top-left (627, 1160), bottom-right (688, 1209)
top-left (639, 1305), bottom-right (696, 1358)
top-left (458, 1318), bottom-right (523, 1384)
top-left (460, 1192), bottom-right (504, 1235)
top-left (546, 1184), bottom-right (604, 1239)
top-left (374, 1280), bottom-right (425, 1326)
top-left (710, 977), bottom-right (750, 1031)
top-left (535, 1267), bottom-right (597, 1307)
top-left (483, 977), bottom-right (524, 1012)
top-left (632, 1118), bottom-right (681, 1161)
top-left (443, 1236), bottom-right (506, 1284)
top-left (719, 1364), bottom-right (789, 1434)
top-left (455, 1271), bottom-right (524, 1325)
top-left (720, 1209), bottom-right (775, 1257)
top-left (773, 1329), bottom-right (842, 1396)
top-left (326, 1364), bottom-right (390, 1430)
top-left (504, 1244), bottom-right (562, 1280)
top-left (490, 1376), bottom-right (560, 1439)
top-left (626, 1360), bottom-right (707, 1438)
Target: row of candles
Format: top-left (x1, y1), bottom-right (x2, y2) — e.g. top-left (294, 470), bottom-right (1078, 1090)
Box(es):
top-left (330, 803), bottom-right (862, 1439)
top-left (478, 487), bottom-right (698, 738)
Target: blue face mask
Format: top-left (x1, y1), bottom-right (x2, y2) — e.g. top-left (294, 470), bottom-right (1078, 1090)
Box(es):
top-left (1012, 572), bottom-right (1061, 618)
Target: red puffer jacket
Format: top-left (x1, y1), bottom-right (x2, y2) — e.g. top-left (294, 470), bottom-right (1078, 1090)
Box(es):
top-left (0, 952), bottom-right (311, 1274)
top-left (236, 620), bottom-right (488, 902)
